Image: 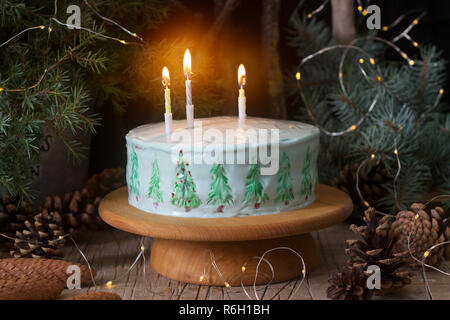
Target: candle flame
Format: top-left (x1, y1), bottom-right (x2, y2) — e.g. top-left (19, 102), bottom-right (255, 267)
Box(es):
top-left (162, 66), bottom-right (170, 87)
top-left (184, 49), bottom-right (192, 79)
top-left (238, 64), bottom-right (246, 88)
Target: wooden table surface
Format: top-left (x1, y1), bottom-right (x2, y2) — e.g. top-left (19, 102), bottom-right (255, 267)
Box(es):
top-left (53, 222), bottom-right (450, 300)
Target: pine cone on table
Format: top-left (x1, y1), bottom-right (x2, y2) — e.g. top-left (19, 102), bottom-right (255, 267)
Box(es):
top-left (85, 167), bottom-right (126, 198)
top-left (346, 208), bottom-right (414, 291)
top-left (42, 190), bottom-right (103, 236)
top-left (390, 203), bottom-right (449, 267)
top-left (333, 160), bottom-right (390, 219)
top-left (41, 167), bottom-right (125, 235)
top-left (0, 194), bottom-right (35, 251)
top-left (0, 258), bottom-right (96, 299)
top-left (10, 210), bottom-right (65, 259)
top-left (327, 266), bottom-right (373, 300)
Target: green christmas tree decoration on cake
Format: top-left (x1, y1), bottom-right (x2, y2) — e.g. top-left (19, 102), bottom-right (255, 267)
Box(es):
top-left (300, 145), bottom-right (313, 200)
top-left (129, 148), bottom-right (140, 200)
top-left (148, 155), bottom-right (163, 208)
top-left (244, 163), bottom-right (269, 209)
top-left (207, 163), bottom-right (234, 213)
top-left (275, 152), bottom-right (295, 205)
top-left (171, 150), bottom-right (201, 212)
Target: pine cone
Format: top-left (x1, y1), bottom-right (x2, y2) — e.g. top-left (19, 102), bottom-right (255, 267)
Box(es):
top-left (85, 167), bottom-right (126, 199)
top-left (10, 211), bottom-right (65, 259)
top-left (390, 203), bottom-right (449, 267)
top-left (0, 258), bottom-right (96, 299)
top-left (327, 266), bottom-right (373, 300)
top-left (333, 160), bottom-right (390, 219)
top-left (0, 258), bottom-right (95, 286)
top-left (42, 190), bottom-right (103, 235)
top-left (0, 194), bottom-right (35, 251)
top-left (41, 168), bottom-right (125, 235)
top-left (346, 208), bottom-right (413, 291)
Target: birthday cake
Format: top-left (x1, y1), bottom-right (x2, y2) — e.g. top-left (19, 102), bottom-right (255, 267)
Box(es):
top-left (126, 116), bottom-right (319, 218)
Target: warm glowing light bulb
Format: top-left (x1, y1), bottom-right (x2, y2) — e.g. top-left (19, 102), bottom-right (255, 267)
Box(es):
top-left (39, 25), bottom-right (45, 29)
top-left (359, 58), bottom-right (364, 64)
top-left (413, 42), bottom-right (419, 47)
top-left (296, 72), bottom-right (301, 80)
top-left (184, 49), bottom-right (192, 78)
top-left (241, 266), bottom-right (246, 272)
top-left (413, 19), bottom-right (418, 25)
top-left (371, 154), bottom-right (375, 159)
top-left (362, 10), bottom-right (368, 16)
top-left (141, 245), bottom-right (145, 252)
top-left (162, 66), bottom-right (170, 87)
top-left (349, 124), bottom-right (357, 131)
top-left (382, 26), bottom-right (388, 31)
top-left (364, 201), bottom-right (370, 207)
top-left (106, 281), bottom-right (113, 288)
top-left (409, 60), bottom-right (415, 66)
top-left (119, 39), bottom-right (126, 44)
top-left (131, 33), bottom-right (137, 37)
top-left (224, 282), bottom-right (230, 288)
top-left (338, 72), bottom-right (343, 78)
top-left (0, 87), bottom-right (3, 92)
top-left (424, 251), bottom-right (429, 257)
top-left (302, 269), bottom-right (306, 275)
top-left (415, 213), bottom-right (419, 219)
top-left (58, 236), bottom-right (63, 240)
top-left (238, 64), bottom-right (246, 88)
top-left (48, 26), bottom-right (52, 33)
top-left (357, 5), bottom-right (363, 11)
top-left (199, 275), bottom-right (205, 282)
top-left (369, 58), bottom-right (375, 65)
top-left (394, 149), bottom-right (398, 155)
top-left (401, 52), bottom-right (408, 59)
top-left (307, 13), bottom-right (312, 18)
top-left (440, 89), bottom-right (444, 94)
top-left (377, 76), bottom-right (382, 81)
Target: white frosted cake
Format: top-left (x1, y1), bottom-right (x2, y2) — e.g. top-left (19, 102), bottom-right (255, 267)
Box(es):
top-left (126, 116), bottom-right (319, 218)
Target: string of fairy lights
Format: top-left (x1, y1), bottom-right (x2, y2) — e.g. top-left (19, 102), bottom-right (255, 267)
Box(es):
top-left (296, 0), bottom-right (450, 299)
top-left (0, 0), bottom-right (144, 93)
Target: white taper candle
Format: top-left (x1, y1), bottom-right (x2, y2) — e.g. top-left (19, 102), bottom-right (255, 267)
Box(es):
top-left (184, 49), bottom-right (194, 129)
top-left (165, 112), bottom-right (172, 135)
top-left (162, 66), bottom-right (172, 135)
top-left (238, 88), bottom-right (246, 121)
top-left (237, 64), bottom-right (247, 122)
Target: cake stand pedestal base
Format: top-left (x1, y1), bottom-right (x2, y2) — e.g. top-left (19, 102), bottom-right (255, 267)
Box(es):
top-left (99, 184), bottom-right (352, 286)
top-left (151, 233), bottom-right (317, 286)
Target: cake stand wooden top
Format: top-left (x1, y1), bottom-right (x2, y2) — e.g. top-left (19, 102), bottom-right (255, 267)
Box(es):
top-left (99, 184), bottom-right (352, 242)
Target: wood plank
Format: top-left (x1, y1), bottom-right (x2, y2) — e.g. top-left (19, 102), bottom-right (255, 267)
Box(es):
top-left (2, 222), bottom-right (448, 300)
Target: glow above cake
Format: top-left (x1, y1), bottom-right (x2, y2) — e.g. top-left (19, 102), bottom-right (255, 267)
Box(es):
top-left (126, 116), bottom-right (320, 218)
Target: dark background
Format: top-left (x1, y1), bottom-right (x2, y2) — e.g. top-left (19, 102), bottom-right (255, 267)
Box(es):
top-left (88, 0), bottom-right (450, 175)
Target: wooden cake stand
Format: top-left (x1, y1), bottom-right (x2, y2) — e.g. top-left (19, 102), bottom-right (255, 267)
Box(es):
top-left (99, 184), bottom-right (352, 286)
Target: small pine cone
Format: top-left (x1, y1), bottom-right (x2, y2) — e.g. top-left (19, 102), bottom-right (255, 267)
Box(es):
top-left (85, 167), bottom-right (126, 199)
top-left (333, 160), bottom-right (390, 218)
top-left (390, 203), bottom-right (447, 266)
top-left (347, 207), bottom-right (413, 292)
top-left (327, 266), bottom-right (373, 300)
top-left (0, 194), bottom-right (35, 250)
top-left (11, 211), bottom-right (66, 259)
top-left (42, 190), bottom-right (104, 236)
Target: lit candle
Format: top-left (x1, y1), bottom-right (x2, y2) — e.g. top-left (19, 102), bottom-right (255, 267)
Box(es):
top-left (184, 49), bottom-right (194, 129)
top-left (237, 64), bottom-right (247, 122)
top-left (162, 66), bottom-right (172, 135)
